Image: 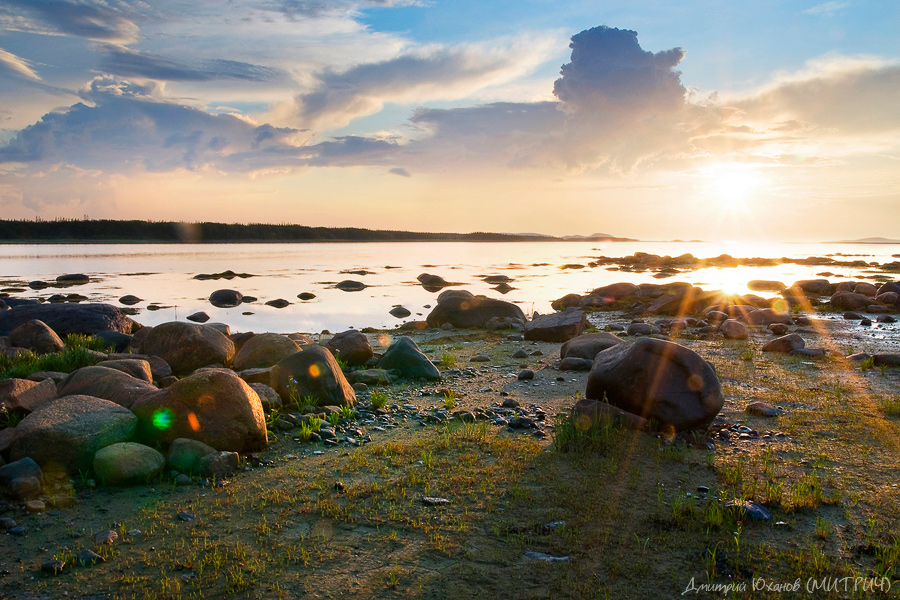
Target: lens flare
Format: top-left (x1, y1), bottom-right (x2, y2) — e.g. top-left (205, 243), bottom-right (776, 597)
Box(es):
top-left (308, 363), bottom-right (321, 378)
top-left (187, 412), bottom-right (200, 432)
top-left (152, 409), bottom-right (174, 431)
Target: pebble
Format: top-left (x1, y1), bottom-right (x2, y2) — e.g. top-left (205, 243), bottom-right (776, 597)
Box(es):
top-left (517, 369), bottom-right (535, 381)
top-left (76, 549), bottom-right (104, 566)
top-left (25, 500), bottom-right (46, 513)
top-left (178, 511), bottom-right (195, 522)
top-left (94, 529), bottom-right (118, 544)
top-left (512, 349), bottom-right (528, 359)
top-left (524, 551), bottom-right (570, 563)
top-left (176, 474), bottom-right (193, 486)
top-left (422, 497), bottom-right (450, 506)
top-left (41, 560), bottom-right (66, 574)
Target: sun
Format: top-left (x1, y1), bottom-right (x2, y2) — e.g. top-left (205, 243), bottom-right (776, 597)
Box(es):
top-left (701, 165), bottom-right (765, 213)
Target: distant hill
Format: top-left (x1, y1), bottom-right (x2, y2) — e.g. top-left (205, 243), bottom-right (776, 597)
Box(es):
top-left (0, 219), bottom-right (634, 243)
top-left (830, 237), bottom-right (900, 244)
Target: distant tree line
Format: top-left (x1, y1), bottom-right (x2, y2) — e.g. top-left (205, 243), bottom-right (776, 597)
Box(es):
top-left (0, 219), bottom-right (557, 243)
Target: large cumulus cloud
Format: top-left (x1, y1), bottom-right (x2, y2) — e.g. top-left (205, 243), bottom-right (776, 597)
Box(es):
top-left (0, 76), bottom-right (308, 172)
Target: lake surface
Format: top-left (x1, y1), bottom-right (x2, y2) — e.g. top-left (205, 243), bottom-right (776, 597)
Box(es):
top-left (1, 241), bottom-right (898, 333)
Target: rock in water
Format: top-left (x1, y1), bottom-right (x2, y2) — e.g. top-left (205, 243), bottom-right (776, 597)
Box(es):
top-left (131, 370), bottom-right (267, 452)
top-left (208, 289), bottom-right (243, 308)
top-left (585, 338), bottom-right (723, 432)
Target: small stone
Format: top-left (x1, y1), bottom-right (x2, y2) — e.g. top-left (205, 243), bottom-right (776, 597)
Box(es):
top-left (523, 551), bottom-right (570, 563)
top-left (470, 355), bottom-right (491, 362)
top-left (94, 529), bottom-right (118, 544)
top-left (501, 398), bottom-right (520, 409)
top-left (8, 525), bottom-right (26, 536)
top-left (25, 500), bottom-right (46, 513)
top-left (697, 486), bottom-right (709, 494)
top-left (422, 497), bottom-right (450, 506)
top-left (746, 401), bottom-right (780, 417)
top-left (512, 349), bottom-right (528, 359)
top-left (175, 474), bottom-right (193, 486)
top-left (0, 517), bottom-right (17, 530)
top-left (76, 549), bottom-right (105, 566)
top-left (726, 500), bottom-right (771, 521)
top-left (508, 416), bottom-right (535, 429)
top-left (42, 559), bottom-right (66, 574)
top-left (177, 511), bottom-right (195, 522)
top-left (517, 369), bottom-right (535, 381)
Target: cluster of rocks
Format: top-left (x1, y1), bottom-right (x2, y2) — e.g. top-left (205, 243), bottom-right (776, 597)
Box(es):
top-left (0, 301), bottom-right (453, 510)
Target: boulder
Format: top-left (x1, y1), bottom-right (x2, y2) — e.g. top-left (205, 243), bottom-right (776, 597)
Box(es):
top-left (265, 299), bottom-right (291, 308)
top-left (524, 308), bottom-right (587, 343)
top-left (270, 346), bottom-right (356, 407)
top-left (118, 295), bottom-right (142, 306)
top-left (389, 306), bottom-right (411, 319)
top-left (551, 293), bottom-right (582, 311)
top-left (762, 334), bottom-right (805, 353)
top-left (720, 320), bottom-right (749, 340)
top-left (97, 359), bottom-right (153, 382)
top-left (585, 338), bottom-right (724, 431)
top-left (248, 383), bottom-right (282, 411)
top-left (335, 280), bottom-right (366, 292)
top-left (93, 443), bottom-right (165, 486)
top-left (743, 308), bottom-right (793, 326)
top-left (747, 280), bottom-right (785, 293)
top-left (186, 312), bottom-right (210, 323)
top-left (198, 451), bottom-right (240, 479)
top-left (131, 369), bottom-right (267, 452)
top-left (645, 287), bottom-right (721, 316)
top-left (829, 292), bottom-right (872, 311)
top-left (626, 322), bottom-right (653, 336)
top-left (377, 336), bottom-right (441, 381)
top-left (560, 332), bottom-right (624, 361)
top-left (56, 366), bottom-right (157, 409)
top-left (94, 330), bottom-right (132, 352)
top-left (166, 438), bottom-right (217, 474)
top-left (876, 292), bottom-right (898, 305)
top-left (791, 279), bottom-right (835, 296)
top-left (10, 396), bottom-right (137, 473)
top-left (586, 282), bottom-right (642, 301)
top-left (233, 333), bottom-right (300, 371)
top-left (426, 292), bottom-right (525, 329)
top-left (9, 320), bottom-right (65, 354)
top-left (139, 321), bottom-right (235, 376)
top-left (325, 330), bottom-right (374, 367)
top-left (345, 369), bottom-right (396, 386)
top-left (558, 357), bottom-right (593, 371)
top-left (56, 274), bottom-right (89, 285)
top-left (573, 398), bottom-right (648, 431)
top-left (0, 457), bottom-right (42, 488)
top-left (208, 289), bottom-right (242, 308)
top-left (417, 273), bottom-right (456, 292)
top-left (0, 378), bottom-right (57, 414)
top-left (106, 353), bottom-right (173, 381)
top-left (878, 282), bottom-right (900, 296)
top-left (854, 282), bottom-right (878, 297)
top-left (0, 303), bottom-right (136, 336)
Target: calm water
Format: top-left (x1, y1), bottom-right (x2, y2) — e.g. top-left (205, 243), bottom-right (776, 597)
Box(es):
top-left (1, 241), bottom-right (898, 333)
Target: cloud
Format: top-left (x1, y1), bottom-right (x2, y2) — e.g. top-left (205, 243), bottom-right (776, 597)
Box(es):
top-left (388, 167), bottom-right (410, 177)
top-left (271, 0), bottom-right (425, 19)
top-left (293, 37), bottom-right (554, 129)
top-left (0, 47), bottom-right (41, 81)
top-left (0, 76), bottom-right (309, 172)
top-left (803, 1), bottom-right (850, 17)
top-left (0, 0), bottom-right (140, 43)
top-left (98, 45), bottom-right (284, 83)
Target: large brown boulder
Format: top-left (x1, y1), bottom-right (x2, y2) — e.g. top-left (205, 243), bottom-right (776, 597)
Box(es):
top-left (645, 287), bottom-right (722, 316)
top-left (10, 395), bottom-right (137, 473)
top-left (324, 330), bottom-right (374, 366)
top-left (138, 321), bottom-right (235, 376)
top-left (56, 366), bottom-right (157, 409)
top-left (97, 359), bottom-right (153, 382)
top-left (426, 291), bottom-right (525, 329)
top-left (270, 346), bottom-right (355, 407)
top-left (585, 338), bottom-right (724, 431)
top-left (0, 378), bottom-right (57, 414)
top-left (829, 292), bottom-right (872, 311)
top-left (131, 369), bottom-right (267, 452)
top-left (106, 353), bottom-right (173, 381)
top-left (524, 309), bottom-right (587, 343)
top-left (9, 320), bottom-right (65, 354)
top-left (233, 333), bottom-right (300, 371)
top-left (0, 303), bottom-right (137, 336)
top-left (560, 332), bottom-right (624, 361)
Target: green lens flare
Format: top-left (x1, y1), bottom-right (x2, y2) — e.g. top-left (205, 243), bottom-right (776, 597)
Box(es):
top-left (152, 409), bottom-right (174, 431)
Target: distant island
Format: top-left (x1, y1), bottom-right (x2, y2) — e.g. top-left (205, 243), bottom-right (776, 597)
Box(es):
top-left (830, 237), bottom-right (900, 244)
top-left (0, 219), bottom-right (637, 244)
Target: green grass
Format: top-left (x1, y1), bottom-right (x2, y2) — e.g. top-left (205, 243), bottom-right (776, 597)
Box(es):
top-left (0, 335), bottom-right (108, 379)
top-left (370, 388), bottom-right (389, 409)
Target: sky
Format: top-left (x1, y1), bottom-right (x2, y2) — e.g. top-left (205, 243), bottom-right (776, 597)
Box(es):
top-left (0, 0), bottom-right (899, 242)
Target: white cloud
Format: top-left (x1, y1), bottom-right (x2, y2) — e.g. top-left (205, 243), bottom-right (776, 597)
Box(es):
top-left (803, 1), bottom-right (850, 17)
top-left (0, 47), bottom-right (41, 81)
